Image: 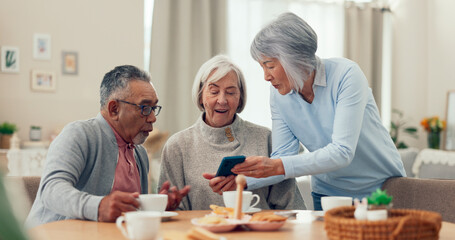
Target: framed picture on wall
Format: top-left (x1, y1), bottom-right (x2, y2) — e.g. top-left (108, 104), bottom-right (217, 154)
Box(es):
top-left (33, 34), bottom-right (51, 60)
top-left (61, 51), bottom-right (78, 75)
top-left (1, 46), bottom-right (20, 73)
top-left (31, 70), bottom-right (56, 92)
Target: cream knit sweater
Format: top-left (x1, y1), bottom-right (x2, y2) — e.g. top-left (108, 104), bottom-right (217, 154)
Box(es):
top-left (158, 114), bottom-right (305, 210)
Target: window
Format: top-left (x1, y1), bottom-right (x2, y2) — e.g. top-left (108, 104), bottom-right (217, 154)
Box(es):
top-left (144, 0), bottom-right (154, 71)
top-left (143, 0), bottom-right (390, 129)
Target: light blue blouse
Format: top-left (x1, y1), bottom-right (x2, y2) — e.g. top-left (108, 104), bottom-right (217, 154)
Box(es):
top-left (247, 57), bottom-right (405, 199)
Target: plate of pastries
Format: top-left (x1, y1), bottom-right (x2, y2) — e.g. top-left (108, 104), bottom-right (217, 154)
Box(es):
top-left (191, 205), bottom-right (288, 233)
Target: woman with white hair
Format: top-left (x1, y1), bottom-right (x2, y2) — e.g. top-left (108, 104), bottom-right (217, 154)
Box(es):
top-left (158, 54), bottom-right (305, 210)
top-left (210, 13), bottom-right (405, 210)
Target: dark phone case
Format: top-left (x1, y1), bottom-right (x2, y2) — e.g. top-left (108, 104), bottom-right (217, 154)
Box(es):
top-left (215, 155), bottom-right (246, 177)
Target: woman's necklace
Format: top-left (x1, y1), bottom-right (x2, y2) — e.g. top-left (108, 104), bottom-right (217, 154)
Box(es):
top-left (299, 91), bottom-right (314, 104)
top-left (299, 70), bottom-right (316, 104)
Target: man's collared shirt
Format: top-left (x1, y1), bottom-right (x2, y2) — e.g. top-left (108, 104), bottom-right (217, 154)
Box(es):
top-left (110, 127), bottom-right (141, 193)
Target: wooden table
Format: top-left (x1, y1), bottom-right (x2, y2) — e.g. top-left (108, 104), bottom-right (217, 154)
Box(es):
top-left (29, 210), bottom-right (455, 240)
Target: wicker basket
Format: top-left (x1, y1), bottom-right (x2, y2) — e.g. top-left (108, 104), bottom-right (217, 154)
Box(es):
top-left (324, 206), bottom-right (441, 240)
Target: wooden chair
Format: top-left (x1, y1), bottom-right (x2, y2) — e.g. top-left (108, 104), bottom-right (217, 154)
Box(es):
top-left (382, 177), bottom-right (455, 223)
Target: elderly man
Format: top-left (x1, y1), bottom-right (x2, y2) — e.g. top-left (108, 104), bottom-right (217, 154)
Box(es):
top-left (26, 65), bottom-right (190, 227)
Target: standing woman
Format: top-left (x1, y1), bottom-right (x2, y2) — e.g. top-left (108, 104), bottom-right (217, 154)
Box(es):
top-left (228, 12), bottom-right (406, 210)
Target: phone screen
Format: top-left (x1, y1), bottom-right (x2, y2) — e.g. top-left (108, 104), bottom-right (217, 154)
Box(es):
top-left (215, 155), bottom-right (246, 177)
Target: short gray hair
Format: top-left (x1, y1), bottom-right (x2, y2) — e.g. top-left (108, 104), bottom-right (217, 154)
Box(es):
top-left (250, 12), bottom-right (318, 91)
top-left (100, 65), bottom-right (151, 109)
top-left (191, 55), bottom-right (247, 113)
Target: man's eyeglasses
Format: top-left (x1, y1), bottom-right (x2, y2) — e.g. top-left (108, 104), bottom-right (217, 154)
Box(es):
top-left (117, 100), bottom-right (162, 116)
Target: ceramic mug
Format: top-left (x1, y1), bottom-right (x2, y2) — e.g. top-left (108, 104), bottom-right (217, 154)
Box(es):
top-left (223, 191), bottom-right (260, 211)
top-left (321, 196), bottom-right (353, 211)
top-left (138, 194), bottom-right (167, 212)
top-left (116, 211), bottom-right (161, 240)
top-left (367, 209), bottom-right (388, 221)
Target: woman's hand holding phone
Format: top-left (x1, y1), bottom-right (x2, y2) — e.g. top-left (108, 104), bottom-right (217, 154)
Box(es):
top-left (231, 156), bottom-right (285, 178)
top-left (203, 155), bottom-right (246, 195)
top-left (202, 173), bottom-right (236, 195)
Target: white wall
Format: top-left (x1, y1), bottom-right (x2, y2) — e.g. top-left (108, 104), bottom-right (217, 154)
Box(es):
top-left (0, 0), bottom-right (144, 142)
top-left (391, 0), bottom-right (455, 149)
top-left (427, 0), bottom-right (455, 148)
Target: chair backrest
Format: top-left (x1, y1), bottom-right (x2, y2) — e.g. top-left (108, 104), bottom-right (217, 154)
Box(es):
top-left (4, 176), bottom-right (41, 223)
top-left (382, 177), bottom-right (455, 223)
top-left (5, 176), bottom-right (41, 204)
top-left (397, 148), bottom-right (419, 177)
top-left (21, 176), bottom-right (41, 203)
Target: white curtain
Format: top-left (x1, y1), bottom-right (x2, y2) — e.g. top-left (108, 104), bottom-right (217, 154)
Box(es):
top-left (227, 0), bottom-right (344, 129)
top-left (344, 1), bottom-right (386, 113)
top-left (149, 0), bottom-right (227, 135)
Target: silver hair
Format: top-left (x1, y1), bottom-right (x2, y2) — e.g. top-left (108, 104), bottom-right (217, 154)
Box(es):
top-left (99, 65), bottom-right (151, 109)
top-left (191, 54), bottom-right (247, 113)
top-left (250, 12), bottom-right (318, 91)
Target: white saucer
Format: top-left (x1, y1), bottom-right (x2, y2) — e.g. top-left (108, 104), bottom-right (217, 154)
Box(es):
top-left (311, 211), bottom-right (325, 217)
top-left (161, 211), bottom-right (178, 220)
top-left (244, 207), bottom-right (261, 213)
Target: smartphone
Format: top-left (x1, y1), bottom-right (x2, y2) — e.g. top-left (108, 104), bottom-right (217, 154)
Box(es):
top-left (215, 155), bottom-right (246, 177)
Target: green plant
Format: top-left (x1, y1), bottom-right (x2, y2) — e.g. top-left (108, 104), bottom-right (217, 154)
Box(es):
top-left (0, 122), bottom-right (18, 135)
top-left (367, 188), bottom-right (393, 206)
top-left (5, 50), bottom-right (16, 68)
top-left (390, 109), bottom-right (418, 149)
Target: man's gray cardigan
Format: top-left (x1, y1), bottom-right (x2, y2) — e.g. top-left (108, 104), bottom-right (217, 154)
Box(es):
top-left (26, 113), bottom-right (149, 228)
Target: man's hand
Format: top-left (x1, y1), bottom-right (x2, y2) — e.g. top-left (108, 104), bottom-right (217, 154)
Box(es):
top-left (231, 156), bottom-right (284, 178)
top-left (158, 181), bottom-right (190, 211)
top-left (98, 191), bottom-right (140, 222)
top-left (202, 173), bottom-right (236, 195)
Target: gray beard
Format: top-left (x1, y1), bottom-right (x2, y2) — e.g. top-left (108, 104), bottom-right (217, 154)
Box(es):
top-left (132, 132), bottom-right (147, 145)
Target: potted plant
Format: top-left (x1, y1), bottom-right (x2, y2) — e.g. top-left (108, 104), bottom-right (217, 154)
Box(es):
top-left (390, 109), bottom-right (418, 149)
top-left (0, 122), bottom-right (18, 149)
top-left (366, 189), bottom-right (393, 221)
top-left (420, 116), bottom-right (446, 149)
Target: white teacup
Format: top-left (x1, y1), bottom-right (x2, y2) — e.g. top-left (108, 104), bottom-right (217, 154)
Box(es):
top-left (321, 196), bottom-right (353, 211)
top-left (223, 191), bottom-right (260, 211)
top-left (116, 211), bottom-right (161, 240)
top-left (138, 194), bottom-right (168, 212)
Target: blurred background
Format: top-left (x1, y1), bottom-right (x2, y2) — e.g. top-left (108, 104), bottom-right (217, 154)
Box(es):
top-left (2, 1), bottom-right (455, 230)
top-left (1, 0), bottom-right (454, 151)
